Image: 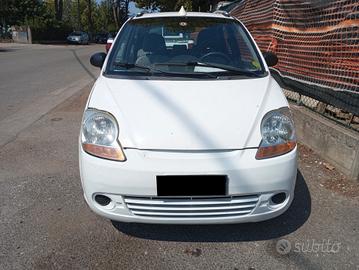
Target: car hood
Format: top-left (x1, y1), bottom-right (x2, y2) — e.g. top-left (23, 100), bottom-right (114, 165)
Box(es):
top-left (89, 75), bottom-right (286, 150)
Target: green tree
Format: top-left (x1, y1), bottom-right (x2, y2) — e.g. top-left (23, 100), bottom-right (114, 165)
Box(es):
top-left (87, 0), bottom-right (93, 36)
top-left (94, 0), bottom-right (116, 32)
top-left (2, 0), bottom-right (45, 25)
top-left (0, 0), bottom-right (12, 26)
top-left (134, 0), bottom-right (175, 11)
top-left (54, 0), bottom-right (63, 20)
top-left (0, 0), bottom-right (131, 41)
top-left (113, 0), bottom-right (130, 28)
top-left (134, 0), bottom-right (217, 12)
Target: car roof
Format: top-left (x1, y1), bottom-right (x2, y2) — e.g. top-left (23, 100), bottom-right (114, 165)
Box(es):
top-left (132, 11), bottom-right (234, 20)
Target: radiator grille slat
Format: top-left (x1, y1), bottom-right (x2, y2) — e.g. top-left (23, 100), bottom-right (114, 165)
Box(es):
top-left (127, 203), bottom-right (257, 212)
top-left (124, 196), bottom-right (258, 206)
top-left (131, 209), bottom-right (252, 217)
top-left (124, 195), bottom-right (259, 219)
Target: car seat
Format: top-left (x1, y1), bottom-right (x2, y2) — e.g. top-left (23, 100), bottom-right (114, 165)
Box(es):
top-left (136, 33), bottom-right (168, 66)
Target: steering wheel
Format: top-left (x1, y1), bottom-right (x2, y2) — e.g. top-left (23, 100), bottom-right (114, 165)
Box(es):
top-left (199, 52), bottom-right (231, 65)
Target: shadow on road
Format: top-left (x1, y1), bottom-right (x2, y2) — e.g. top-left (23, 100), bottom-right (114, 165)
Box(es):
top-left (71, 49), bottom-right (96, 80)
top-left (112, 170), bottom-right (311, 242)
top-left (0, 48), bottom-right (15, 53)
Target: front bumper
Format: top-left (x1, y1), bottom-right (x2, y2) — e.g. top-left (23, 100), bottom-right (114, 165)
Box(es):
top-left (79, 147), bottom-right (297, 224)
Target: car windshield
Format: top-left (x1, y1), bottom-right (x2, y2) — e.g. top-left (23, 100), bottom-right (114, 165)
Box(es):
top-left (71, 32), bottom-right (82, 36)
top-left (106, 16), bottom-right (267, 79)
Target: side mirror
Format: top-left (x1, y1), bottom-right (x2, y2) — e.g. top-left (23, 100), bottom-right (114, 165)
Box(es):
top-left (90, 52), bottom-right (106, 68)
top-left (263, 52), bottom-right (278, 67)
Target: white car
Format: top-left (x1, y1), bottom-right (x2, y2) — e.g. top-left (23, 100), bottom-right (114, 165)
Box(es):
top-left (80, 9), bottom-right (297, 225)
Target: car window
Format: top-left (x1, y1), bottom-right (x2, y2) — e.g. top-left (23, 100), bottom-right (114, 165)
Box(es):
top-left (71, 32), bottom-right (82, 36)
top-left (106, 17), bottom-right (266, 78)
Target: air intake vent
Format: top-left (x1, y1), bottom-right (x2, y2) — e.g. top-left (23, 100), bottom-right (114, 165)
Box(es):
top-left (124, 195), bottom-right (259, 219)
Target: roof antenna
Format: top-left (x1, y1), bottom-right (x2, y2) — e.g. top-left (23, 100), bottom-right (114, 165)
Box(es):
top-left (179, 6), bottom-right (187, 16)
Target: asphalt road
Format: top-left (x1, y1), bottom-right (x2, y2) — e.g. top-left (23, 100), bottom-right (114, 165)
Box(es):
top-left (0, 44), bottom-right (358, 270)
top-left (0, 43), bottom-right (101, 146)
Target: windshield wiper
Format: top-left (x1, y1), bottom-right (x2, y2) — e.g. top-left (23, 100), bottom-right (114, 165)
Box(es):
top-left (113, 62), bottom-right (153, 73)
top-left (113, 62), bottom-right (218, 78)
top-left (156, 62), bottom-right (263, 77)
top-left (190, 62), bottom-right (263, 77)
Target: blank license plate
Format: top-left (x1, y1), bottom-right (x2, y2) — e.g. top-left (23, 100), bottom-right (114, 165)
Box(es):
top-left (156, 175), bottom-right (227, 197)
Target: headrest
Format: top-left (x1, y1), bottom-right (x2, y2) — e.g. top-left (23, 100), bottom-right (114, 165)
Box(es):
top-left (142, 33), bottom-right (166, 54)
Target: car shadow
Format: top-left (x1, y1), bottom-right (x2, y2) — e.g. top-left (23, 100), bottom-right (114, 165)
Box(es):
top-left (71, 49), bottom-right (96, 80)
top-left (0, 48), bottom-right (15, 53)
top-left (112, 170), bottom-right (311, 242)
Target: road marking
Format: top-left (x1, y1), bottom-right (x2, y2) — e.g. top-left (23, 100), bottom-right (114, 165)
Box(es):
top-left (0, 78), bottom-right (93, 147)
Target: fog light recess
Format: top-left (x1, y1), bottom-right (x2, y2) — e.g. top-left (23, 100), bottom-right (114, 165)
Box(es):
top-left (271, 192), bottom-right (287, 205)
top-left (95, 194), bottom-right (112, 206)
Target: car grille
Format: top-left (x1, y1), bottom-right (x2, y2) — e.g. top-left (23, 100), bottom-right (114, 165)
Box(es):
top-left (124, 195), bottom-right (259, 219)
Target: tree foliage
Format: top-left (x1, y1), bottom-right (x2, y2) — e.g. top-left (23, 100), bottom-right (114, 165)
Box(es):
top-left (113, 0), bottom-right (130, 28)
top-left (134, 0), bottom-right (218, 12)
top-left (54, 0), bottom-right (63, 21)
top-left (0, 0), bottom-right (218, 41)
top-left (1, 0), bottom-right (46, 25)
top-left (0, 0), bottom-right (120, 39)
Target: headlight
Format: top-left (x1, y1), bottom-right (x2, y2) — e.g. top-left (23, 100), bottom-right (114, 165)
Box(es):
top-left (81, 109), bottom-right (126, 161)
top-left (256, 107), bottom-right (296, 159)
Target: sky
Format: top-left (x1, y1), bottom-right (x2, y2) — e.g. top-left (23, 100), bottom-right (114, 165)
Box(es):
top-left (128, 1), bottom-right (143, 15)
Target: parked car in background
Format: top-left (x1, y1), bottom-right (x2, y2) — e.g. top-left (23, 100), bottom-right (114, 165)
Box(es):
top-left (67, 31), bottom-right (89, 45)
top-left (82, 8), bottom-right (297, 225)
top-left (95, 32), bottom-right (112, 44)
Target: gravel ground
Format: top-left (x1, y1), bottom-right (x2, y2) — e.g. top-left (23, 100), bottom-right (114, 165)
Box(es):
top-left (0, 86), bottom-right (358, 270)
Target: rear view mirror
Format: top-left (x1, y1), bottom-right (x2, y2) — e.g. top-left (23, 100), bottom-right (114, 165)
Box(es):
top-left (263, 52), bottom-right (278, 67)
top-left (90, 52), bottom-right (107, 68)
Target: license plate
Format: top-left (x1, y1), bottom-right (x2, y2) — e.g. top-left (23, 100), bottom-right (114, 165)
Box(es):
top-left (156, 175), bottom-right (227, 197)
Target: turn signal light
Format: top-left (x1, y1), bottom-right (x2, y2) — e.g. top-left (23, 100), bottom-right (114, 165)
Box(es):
top-left (255, 141), bottom-right (296, 160)
top-left (82, 143), bottom-right (126, 161)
